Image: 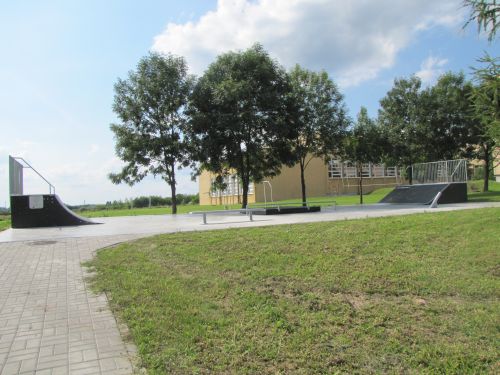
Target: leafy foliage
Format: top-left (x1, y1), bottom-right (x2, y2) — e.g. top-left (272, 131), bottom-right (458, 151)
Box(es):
top-left (420, 72), bottom-right (476, 160)
top-left (288, 65), bottom-right (348, 203)
top-left (188, 44), bottom-right (295, 207)
top-left (463, 0), bottom-right (499, 41)
top-left (343, 107), bottom-right (385, 203)
top-left (109, 52), bottom-right (195, 213)
top-left (378, 76), bottom-right (427, 182)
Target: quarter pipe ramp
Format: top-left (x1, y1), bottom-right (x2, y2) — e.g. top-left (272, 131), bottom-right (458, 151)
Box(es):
top-left (10, 194), bottom-right (98, 228)
top-left (379, 183), bottom-right (467, 205)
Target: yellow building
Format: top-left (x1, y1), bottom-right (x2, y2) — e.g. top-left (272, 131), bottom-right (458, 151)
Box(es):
top-left (199, 158), bottom-right (402, 205)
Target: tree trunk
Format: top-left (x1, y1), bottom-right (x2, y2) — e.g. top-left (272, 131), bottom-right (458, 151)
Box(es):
top-left (483, 144), bottom-right (490, 192)
top-left (358, 163), bottom-right (363, 204)
top-left (241, 176), bottom-right (249, 209)
top-left (300, 159), bottom-right (307, 207)
top-left (170, 166), bottom-right (177, 214)
top-left (408, 164), bottom-right (413, 185)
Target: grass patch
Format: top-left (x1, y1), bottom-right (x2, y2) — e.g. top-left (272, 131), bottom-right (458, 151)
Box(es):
top-left (81, 188), bottom-right (393, 218)
top-left (468, 180), bottom-right (500, 202)
top-left (87, 208), bottom-right (500, 374)
top-left (0, 215), bottom-right (11, 232)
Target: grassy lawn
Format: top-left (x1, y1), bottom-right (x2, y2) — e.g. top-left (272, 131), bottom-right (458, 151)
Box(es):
top-left (80, 188), bottom-right (394, 218)
top-left (81, 182), bottom-right (500, 218)
top-left (0, 215), bottom-right (11, 232)
top-left (87, 208), bottom-right (500, 374)
top-left (468, 180), bottom-right (500, 203)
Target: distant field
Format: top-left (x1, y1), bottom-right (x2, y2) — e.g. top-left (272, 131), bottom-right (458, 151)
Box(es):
top-left (81, 188), bottom-right (393, 218)
top-left (87, 208), bottom-right (500, 374)
top-left (0, 182), bottom-right (498, 229)
top-left (0, 215), bottom-right (10, 232)
top-left (467, 180), bottom-right (500, 202)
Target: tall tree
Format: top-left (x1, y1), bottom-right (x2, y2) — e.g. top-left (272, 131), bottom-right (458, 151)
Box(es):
top-left (463, 0), bottom-right (499, 41)
top-left (378, 76), bottom-right (426, 184)
top-left (188, 44), bottom-right (295, 208)
top-left (343, 107), bottom-right (385, 204)
top-left (287, 65), bottom-right (348, 205)
top-left (420, 72), bottom-right (476, 161)
top-left (468, 54), bottom-right (500, 191)
top-left (109, 52), bottom-right (195, 214)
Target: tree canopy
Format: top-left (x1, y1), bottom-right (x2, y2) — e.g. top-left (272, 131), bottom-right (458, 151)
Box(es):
top-left (463, 0), bottom-right (499, 41)
top-left (343, 107), bottom-right (385, 203)
top-left (188, 44), bottom-right (295, 208)
top-left (378, 76), bottom-right (427, 183)
top-left (287, 64), bottom-right (348, 204)
top-left (420, 72), bottom-right (476, 161)
top-left (109, 52), bottom-right (195, 214)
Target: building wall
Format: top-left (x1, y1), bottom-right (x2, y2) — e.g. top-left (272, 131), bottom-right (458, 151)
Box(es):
top-left (495, 159), bottom-right (500, 182)
top-left (199, 170), bottom-right (257, 206)
top-left (199, 158), bottom-right (402, 205)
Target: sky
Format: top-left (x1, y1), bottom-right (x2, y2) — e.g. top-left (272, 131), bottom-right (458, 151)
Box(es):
top-left (0, 0), bottom-right (498, 206)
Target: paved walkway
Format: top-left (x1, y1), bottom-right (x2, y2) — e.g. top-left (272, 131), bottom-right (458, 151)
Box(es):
top-left (0, 202), bottom-right (499, 374)
top-left (1, 202), bottom-right (499, 243)
top-left (0, 235), bottom-right (142, 375)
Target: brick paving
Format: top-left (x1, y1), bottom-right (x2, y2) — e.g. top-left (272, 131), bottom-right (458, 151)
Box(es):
top-left (0, 235), bottom-right (142, 375)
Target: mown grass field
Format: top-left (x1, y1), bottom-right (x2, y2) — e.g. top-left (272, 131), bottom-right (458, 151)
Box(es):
top-left (81, 182), bottom-right (500, 218)
top-left (87, 208), bottom-right (500, 374)
top-left (0, 215), bottom-right (10, 232)
top-left (79, 189), bottom-right (391, 218)
top-left (0, 182), bottom-right (498, 229)
top-left (467, 180), bottom-right (500, 202)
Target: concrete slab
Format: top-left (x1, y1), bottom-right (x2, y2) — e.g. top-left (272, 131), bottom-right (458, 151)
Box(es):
top-left (1, 202), bottom-right (499, 243)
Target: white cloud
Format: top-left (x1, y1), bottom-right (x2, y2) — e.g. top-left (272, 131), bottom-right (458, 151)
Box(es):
top-left (416, 56), bottom-right (449, 85)
top-left (152, 0), bottom-right (464, 87)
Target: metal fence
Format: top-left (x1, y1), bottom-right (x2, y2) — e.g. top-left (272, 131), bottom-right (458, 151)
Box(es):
top-left (411, 159), bottom-right (467, 184)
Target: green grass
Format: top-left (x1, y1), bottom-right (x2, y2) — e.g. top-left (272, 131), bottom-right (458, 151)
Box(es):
top-left (468, 180), bottom-right (500, 202)
top-left (0, 215), bottom-right (10, 232)
top-left (80, 204), bottom-right (236, 218)
top-left (81, 188), bottom-right (393, 218)
top-left (80, 182), bottom-right (499, 218)
top-left (87, 208), bottom-right (500, 374)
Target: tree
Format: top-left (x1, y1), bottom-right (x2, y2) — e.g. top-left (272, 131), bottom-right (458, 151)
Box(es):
top-left (343, 108), bottom-right (385, 204)
top-left (420, 72), bottom-right (476, 161)
top-left (463, 0), bottom-right (499, 41)
top-left (109, 52), bottom-right (195, 214)
top-left (378, 76), bottom-right (427, 183)
top-left (188, 44), bottom-right (295, 208)
top-left (471, 54), bottom-right (500, 142)
top-left (468, 54), bottom-right (500, 191)
top-left (287, 65), bottom-right (348, 205)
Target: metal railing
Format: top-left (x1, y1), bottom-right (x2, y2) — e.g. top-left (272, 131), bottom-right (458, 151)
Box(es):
top-left (189, 208), bottom-right (262, 224)
top-left (10, 156), bottom-right (55, 195)
top-left (247, 200), bottom-right (337, 211)
top-left (411, 159), bottom-right (467, 185)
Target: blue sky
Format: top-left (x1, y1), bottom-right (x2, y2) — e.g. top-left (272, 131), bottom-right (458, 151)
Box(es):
top-left (0, 0), bottom-right (497, 205)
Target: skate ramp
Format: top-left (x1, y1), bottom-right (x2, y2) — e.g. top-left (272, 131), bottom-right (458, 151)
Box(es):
top-left (380, 183), bottom-right (467, 205)
top-left (10, 194), bottom-right (98, 228)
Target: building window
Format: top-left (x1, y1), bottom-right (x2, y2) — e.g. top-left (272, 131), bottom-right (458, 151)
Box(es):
top-left (328, 160), bottom-right (342, 178)
top-left (328, 160), bottom-right (399, 179)
top-left (209, 174), bottom-right (254, 197)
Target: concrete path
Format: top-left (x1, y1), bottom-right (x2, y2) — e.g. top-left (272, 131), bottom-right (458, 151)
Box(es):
top-left (1, 202), bottom-right (499, 243)
top-left (0, 202), bottom-right (498, 374)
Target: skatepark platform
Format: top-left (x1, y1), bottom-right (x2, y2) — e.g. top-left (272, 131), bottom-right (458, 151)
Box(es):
top-left (380, 183), bottom-right (467, 205)
top-left (251, 206), bottom-right (321, 215)
top-left (10, 194), bottom-right (98, 228)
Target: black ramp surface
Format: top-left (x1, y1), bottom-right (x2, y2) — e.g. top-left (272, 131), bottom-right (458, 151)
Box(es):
top-left (11, 194), bottom-right (98, 228)
top-left (251, 206), bottom-right (321, 215)
top-left (380, 183), bottom-right (467, 205)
